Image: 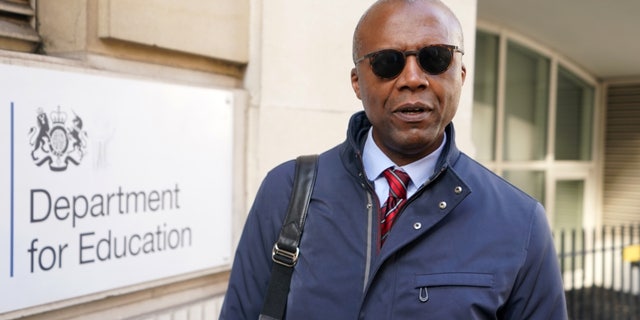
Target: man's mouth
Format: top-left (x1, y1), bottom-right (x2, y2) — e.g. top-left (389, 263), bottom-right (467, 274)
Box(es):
top-left (393, 103), bottom-right (431, 122)
top-left (397, 106), bottom-right (425, 114)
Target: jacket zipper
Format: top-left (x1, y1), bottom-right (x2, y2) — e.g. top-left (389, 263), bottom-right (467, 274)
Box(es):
top-left (363, 191), bottom-right (374, 292)
top-left (357, 168), bottom-right (378, 293)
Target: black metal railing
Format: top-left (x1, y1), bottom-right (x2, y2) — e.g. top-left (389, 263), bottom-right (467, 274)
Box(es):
top-left (555, 224), bottom-right (640, 319)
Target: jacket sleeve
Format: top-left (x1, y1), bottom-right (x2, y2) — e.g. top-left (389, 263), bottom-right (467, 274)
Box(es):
top-left (502, 202), bottom-right (568, 319)
top-left (219, 162), bottom-right (295, 320)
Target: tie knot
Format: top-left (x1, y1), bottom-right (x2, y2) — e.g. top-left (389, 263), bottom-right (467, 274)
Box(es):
top-left (382, 168), bottom-right (410, 199)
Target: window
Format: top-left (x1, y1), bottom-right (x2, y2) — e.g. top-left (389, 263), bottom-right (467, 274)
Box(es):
top-left (472, 31), bottom-right (499, 162)
top-left (503, 170), bottom-right (545, 204)
top-left (554, 179), bottom-right (585, 271)
top-left (0, 0), bottom-right (40, 53)
top-left (503, 42), bottom-right (549, 162)
top-left (555, 67), bottom-right (594, 161)
top-left (473, 29), bottom-right (598, 232)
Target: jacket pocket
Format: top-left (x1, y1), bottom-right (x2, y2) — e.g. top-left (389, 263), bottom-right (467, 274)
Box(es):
top-left (414, 272), bottom-right (494, 303)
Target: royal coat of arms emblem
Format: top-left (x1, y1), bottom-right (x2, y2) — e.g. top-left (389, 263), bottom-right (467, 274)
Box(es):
top-left (28, 106), bottom-right (88, 171)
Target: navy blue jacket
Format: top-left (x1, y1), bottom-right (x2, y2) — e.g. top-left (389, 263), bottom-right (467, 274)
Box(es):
top-left (221, 111), bottom-right (567, 319)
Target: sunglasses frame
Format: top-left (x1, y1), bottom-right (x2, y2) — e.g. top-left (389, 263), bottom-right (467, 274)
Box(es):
top-left (354, 44), bottom-right (464, 79)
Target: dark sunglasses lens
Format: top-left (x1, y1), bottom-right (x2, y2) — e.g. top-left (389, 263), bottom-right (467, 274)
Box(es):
top-left (418, 46), bottom-right (453, 75)
top-left (370, 50), bottom-right (405, 78)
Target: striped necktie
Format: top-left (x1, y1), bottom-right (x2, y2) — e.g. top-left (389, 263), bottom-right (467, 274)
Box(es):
top-left (380, 168), bottom-right (410, 246)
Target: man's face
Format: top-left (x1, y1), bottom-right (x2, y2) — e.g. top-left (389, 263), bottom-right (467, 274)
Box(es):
top-left (351, 1), bottom-right (466, 166)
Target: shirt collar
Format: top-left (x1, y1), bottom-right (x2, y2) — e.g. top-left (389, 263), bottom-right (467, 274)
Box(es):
top-left (363, 127), bottom-right (447, 188)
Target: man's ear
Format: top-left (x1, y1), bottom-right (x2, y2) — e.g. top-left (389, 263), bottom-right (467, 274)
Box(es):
top-left (351, 67), bottom-right (362, 100)
top-left (460, 63), bottom-right (467, 85)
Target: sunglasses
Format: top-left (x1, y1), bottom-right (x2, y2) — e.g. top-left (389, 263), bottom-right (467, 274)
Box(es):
top-left (354, 44), bottom-right (464, 79)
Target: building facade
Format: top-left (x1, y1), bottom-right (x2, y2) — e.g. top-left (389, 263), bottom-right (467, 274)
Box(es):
top-left (0, 0), bottom-right (638, 319)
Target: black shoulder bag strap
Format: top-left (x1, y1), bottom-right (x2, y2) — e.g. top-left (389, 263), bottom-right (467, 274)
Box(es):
top-left (259, 154), bottom-right (319, 320)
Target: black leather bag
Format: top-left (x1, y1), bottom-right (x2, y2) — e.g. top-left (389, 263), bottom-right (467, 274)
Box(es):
top-left (259, 155), bottom-right (319, 320)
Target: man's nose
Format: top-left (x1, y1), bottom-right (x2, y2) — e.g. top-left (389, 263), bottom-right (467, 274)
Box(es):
top-left (396, 55), bottom-right (429, 90)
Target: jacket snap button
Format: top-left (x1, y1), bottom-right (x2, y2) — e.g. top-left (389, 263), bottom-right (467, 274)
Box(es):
top-left (413, 222), bottom-right (422, 230)
top-left (454, 186), bottom-right (462, 194)
top-left (439, 201), bottom-right (447, 209)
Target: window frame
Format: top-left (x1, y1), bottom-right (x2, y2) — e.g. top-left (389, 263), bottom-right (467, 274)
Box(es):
top-left (474, 22), bottom-right (603, 231)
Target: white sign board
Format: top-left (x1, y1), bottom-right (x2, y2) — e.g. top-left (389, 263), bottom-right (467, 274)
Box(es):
top-left (0, 63), bottom-right (233, 313)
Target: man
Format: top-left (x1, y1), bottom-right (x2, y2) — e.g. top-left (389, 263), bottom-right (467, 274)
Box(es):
top-left (221, 0), bottom-right (568, 319)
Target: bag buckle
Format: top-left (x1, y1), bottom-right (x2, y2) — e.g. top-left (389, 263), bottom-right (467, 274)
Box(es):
top-left (272, 243), bottom-right (299, 267)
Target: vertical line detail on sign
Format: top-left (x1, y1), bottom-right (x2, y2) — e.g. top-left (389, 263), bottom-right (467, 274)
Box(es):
top-left (10, 102), bottom-right (14, 277)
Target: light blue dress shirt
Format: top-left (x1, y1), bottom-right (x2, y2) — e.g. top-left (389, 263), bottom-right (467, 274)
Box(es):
top-left (362, 128), bottom-right (446, 207)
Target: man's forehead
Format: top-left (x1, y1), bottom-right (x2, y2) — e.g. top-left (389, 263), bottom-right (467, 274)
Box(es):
top-left (352, 0), bottom-right (462, 58)
top-left (359, 3), bottom-right (452, 45)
